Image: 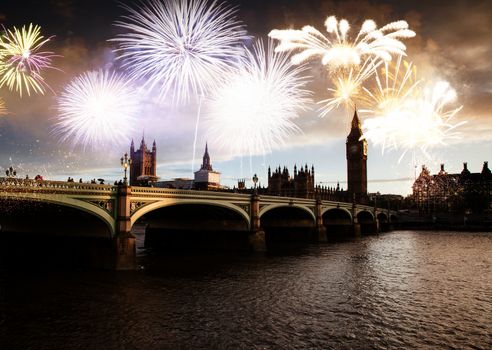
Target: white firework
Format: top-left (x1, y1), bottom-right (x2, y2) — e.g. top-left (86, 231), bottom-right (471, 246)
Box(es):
top-left (362, 80), bottom-right (466, 161)
top-left (269, 15), bottom-right (415, 69)
top-left (54, 70), bottom-right (139, 148)
top-left (112, 0), bottom-right (248, 104)
top-left (206, 39), bottom-right (311, 157)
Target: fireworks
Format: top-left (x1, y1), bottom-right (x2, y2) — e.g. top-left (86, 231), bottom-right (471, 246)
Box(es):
top-left (319, 58), bottom-right (379, 116)
top-left (269, 16), bottom-right (415, 116)
top-left (269, 16), bottom-right (415, 69)
top-left (0, 24), bottom-right (55, 97)
top-left (54, 70), bottom-right (139, 148)
top-left (362, 79), bottom-right (466, 160)
top-left (0, 97), bottom-right (6, 115)
top-left (112, 0), bottom-right (248, 104)
top-left (205, 39), bottom-right (311, 157)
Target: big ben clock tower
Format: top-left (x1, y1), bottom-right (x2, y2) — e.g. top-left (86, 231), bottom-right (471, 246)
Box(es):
top-left (346, 109), bottom-right (367, 199)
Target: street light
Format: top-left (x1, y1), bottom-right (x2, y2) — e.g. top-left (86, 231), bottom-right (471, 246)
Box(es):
top-left (120, 153), bottom-right (132, 185)
top-left (5, 166), bottom-right (16, 178)
top-left (252, 173), bottom-right (258, 192)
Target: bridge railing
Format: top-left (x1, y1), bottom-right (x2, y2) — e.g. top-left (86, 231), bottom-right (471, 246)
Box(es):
top-left (131, 186), bottom-right (251, 199)
top-left (0, 178), bottom-right (116, 193)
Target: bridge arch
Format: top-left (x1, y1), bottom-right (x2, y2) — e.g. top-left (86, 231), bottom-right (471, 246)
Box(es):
top-left (259, 204), bottom-right (316, 222)
top-left (131, 199), bottom-right (250, 229)
top-left (377, 212), bottom-right (388, 223)
top-left (356, 210), bottom-right (375, 223)
top-left (321, 207), bottom-right (353, 222)
top-left (0, 194), bottom-right (115, 236)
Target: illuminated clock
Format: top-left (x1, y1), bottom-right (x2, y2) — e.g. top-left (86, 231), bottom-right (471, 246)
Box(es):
top-left (363, 142), bottom-right (367, 156)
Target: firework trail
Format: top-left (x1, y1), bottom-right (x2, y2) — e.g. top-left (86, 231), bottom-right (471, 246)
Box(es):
top-left (205, 39), bottom-right (311, 162)
top-left (54, 70), bottom-right (139, 149)
top-left (0, 24), bottom-right (56, 97)
top-left (269, 16), bottom-right (415, 116)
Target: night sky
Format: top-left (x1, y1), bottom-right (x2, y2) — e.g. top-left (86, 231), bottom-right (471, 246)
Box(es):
top-left (0, 0), bottom-right (491, 194)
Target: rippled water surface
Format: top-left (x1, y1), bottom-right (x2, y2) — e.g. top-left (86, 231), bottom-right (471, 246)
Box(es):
top-left (1, 230), bottom-right (491, 349)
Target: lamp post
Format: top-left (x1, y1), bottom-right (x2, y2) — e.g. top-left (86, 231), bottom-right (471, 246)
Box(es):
top-left (5, 166), bottom-right (16, 178)
top-left (120, 153), bottom-right (132, 185)
top-left (252, 173), bottom-right (258, 193)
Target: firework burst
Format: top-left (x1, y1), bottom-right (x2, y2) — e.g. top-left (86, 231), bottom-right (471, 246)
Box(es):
top-left (112, 0), bottom-right (248, 104)
top-left (54, 70), bottom-right (139, 148)
top-left (269, 16), bottom-right (415, 69)
top-left (362, 79), bottom-right (466, 161)
top-left (319, 58), bottom-right (380, 116)
top-left (205, 39), bottom-right (311, 157)
top-left (0, 24), bottom-right (56, 97)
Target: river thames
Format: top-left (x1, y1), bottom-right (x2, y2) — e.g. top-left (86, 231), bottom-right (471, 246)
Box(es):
top-left (1, 230), bottom-right (491, 349)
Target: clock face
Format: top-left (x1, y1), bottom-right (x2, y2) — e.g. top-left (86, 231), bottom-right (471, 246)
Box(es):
top-left (363, 142), bottom-right (367, 156)
top-left (350, 145), bottom-right (359, 154)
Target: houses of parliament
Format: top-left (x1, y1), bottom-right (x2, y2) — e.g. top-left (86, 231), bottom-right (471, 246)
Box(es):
top-left (128, 110), bottom-right (369, 202)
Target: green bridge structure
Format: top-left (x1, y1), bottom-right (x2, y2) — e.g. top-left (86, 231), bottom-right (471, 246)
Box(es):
top-left (0, 178), bottom-right (398, 270)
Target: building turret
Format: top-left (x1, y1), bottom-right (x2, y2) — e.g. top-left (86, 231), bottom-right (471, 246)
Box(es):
top-left (482, 161), bottom-right (491, 177)
top-left (194, 143), bottom-right (221, 190)
top-left (461, 162), bottom-right (470, 176)
top-left (438, 164), bottom-right (446, 175)
top-left (130, 135), bottom-right (158, 186)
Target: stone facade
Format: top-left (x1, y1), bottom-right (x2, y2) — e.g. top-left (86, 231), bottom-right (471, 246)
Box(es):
top-left (130, 136), bottom-right (158, 186)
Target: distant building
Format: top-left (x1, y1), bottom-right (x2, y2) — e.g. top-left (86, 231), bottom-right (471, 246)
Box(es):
top-left (130, 136), bottom-right (158, 186)
top-left (194, 144), bottom-right (221, 190)
top-left (412, 162), bottom-right (492, 214)
top-left (267, 164), bottom-right (315, 198)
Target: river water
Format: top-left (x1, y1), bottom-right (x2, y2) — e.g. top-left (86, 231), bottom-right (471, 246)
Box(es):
top-left (1, 230), bottom-right (491, 349)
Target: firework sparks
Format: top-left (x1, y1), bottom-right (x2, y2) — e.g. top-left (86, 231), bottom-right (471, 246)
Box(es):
top-left (319, 58), bottom-right (380, 116)
top-left (0, 97), bottom-right (6, 115)
top-left (0, 24), bottom-right (56, 97)
top-left (269, 16), bottom-right (415, 69)
top-left (362, 79), bottom-right (466, 161)
top-left (54, 70), bottom-right (139, 148)
top-left (205, 39), bottom-right (311, 157)
top-left (269, 16), bottom-right (415, 117)
top-left (112, 0), bottom-right (248, 104)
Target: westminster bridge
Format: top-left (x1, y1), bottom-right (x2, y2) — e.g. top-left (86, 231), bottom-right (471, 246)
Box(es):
top-left (0, 178), bottom-right (397, 269)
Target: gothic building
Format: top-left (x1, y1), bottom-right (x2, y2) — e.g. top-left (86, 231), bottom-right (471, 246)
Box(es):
top-left (266, 109), bottom-right (366, 202)
top-left (267, 164), bottom-right (315, 198)
top-left (413, 162), bottom-right (492, 214)
top-left (130, 136), bottom-right (158, 186)
top-left (194, 143), bottom-right (221, 190)
top-left (346, 109), bottom-right (368, 202)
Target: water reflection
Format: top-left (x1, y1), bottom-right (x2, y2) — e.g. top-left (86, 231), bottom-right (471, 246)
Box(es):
top-left (1, 231), bottom-right (491, 349)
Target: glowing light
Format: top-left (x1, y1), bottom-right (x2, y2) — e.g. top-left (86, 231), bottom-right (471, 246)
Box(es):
top-left (112, 0), bottom-right (248, 104)
top-left (205, 39), bottom-right (311, 157)
top-left (319, 58), bottom-right (379, 116)
top-left (269, 16), bottom-right (415, 69)
top-left (0, 24), bottom-right (56, 97)
top-left (54, 70), bottom-right (139, 149)
top-left (362, 78), bottom-right (466, 160)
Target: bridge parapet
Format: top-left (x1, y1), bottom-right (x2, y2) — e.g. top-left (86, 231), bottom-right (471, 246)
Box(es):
top-left (0, 178), bottom-right (116, 194)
